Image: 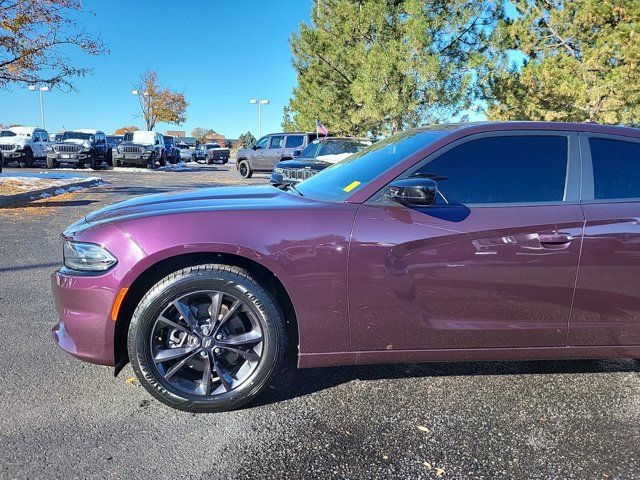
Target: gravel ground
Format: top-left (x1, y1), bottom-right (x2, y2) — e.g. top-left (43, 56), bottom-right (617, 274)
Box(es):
top-left (0, 163), bottom-right (639, 480)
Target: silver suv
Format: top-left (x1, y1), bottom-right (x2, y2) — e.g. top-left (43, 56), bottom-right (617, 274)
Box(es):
top-left (235, 132), bottom-right (316, 178)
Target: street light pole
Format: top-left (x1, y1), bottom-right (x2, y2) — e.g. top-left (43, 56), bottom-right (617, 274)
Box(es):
top-left (28, 85), bottom-right (50, 129)
top-left (132, 90), bottom-right (151, 129)
top-left (249, 98), bottom-right (269, 138)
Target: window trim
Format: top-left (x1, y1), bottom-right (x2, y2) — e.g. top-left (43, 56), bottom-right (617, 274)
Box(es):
top-left (579, 132), bottom-right (640, 204)
top-left (369, 130), bottom-right (581, 208)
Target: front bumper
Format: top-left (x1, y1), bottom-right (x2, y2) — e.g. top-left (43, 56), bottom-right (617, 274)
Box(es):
top-left (50, 224), bottom-right (147, 366)
top-left (1, 149), bottom-right (26, 160)
top-left (208, 152), bottom-right (229, 161)
top-left (114, 152), bottom-right (153, 165)
top-left (48, 152), bottom-right (90, 163)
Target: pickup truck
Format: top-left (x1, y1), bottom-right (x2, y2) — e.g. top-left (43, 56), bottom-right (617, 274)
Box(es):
top-left (204, 143), bottom-right (230, 164)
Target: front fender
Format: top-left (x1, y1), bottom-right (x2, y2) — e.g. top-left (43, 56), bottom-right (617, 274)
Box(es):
top-left (114, 206), bottom-right (357, 355)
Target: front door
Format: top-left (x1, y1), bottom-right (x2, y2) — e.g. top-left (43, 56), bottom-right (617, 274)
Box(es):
top-left (569, 134), bottom-right (640, 346)
top-left (348, 133), bottom-right (584, 351)
top-left (262, 135), bottom-right (284, 171)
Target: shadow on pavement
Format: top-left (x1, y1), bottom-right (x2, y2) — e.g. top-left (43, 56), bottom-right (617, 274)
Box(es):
top-left (250, 357), bottom-right (640, 410)
top-left (0, 261), bottom-right (61, 273)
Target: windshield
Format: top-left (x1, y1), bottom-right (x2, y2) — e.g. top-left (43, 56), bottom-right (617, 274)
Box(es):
top-left (62, 131), bottom-right (94, 141)
top-left (295, 129), bottom-right (446, 202)
top-left (0, 130), bottom-right (16, 137)
top-left (317, 139), bottom-right (371, 156)
top-left (106, 136), bottom-right (121, 145)
top-left (164, 136), bottom-right (174, 144)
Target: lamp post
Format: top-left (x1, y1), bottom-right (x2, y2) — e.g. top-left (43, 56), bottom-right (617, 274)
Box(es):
top-left (132, 90), bottom-right (151, 129)
top-left (28, 85), bottom-right (50, 129)
top-left (249, 98), bottom-right (269, 138)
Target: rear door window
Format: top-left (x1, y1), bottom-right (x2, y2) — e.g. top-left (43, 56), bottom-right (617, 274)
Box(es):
top-left (589, 138), bottom-right (640, 200)
top-left (285, 135), bottom-right (304, 148)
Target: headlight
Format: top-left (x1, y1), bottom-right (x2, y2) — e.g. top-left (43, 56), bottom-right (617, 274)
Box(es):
top-left (63, 241), bottom-right (117, 272)
top-left (274, 167), bottom-right (284, 174)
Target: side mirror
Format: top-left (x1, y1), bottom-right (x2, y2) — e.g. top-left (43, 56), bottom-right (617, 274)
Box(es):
top-left (292, 149), bottom-right (302, 158)
top-left (386, 178), bottom-right (438, 207)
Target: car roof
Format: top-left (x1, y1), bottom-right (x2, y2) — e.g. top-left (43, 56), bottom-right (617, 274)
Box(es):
top-left (9, 126), bottom-right (42, 134)
top-left (413, 121), bottom-right (640, 138)
top-left (70, 129), bottom-right (103, 134)
top-left (312, 136), bottom-right (371, 142)
top-left (266, 132), bottom-right (314, 136)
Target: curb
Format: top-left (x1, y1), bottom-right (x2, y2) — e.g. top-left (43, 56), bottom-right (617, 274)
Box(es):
top-left (0, 178), bottom-right (103, 208)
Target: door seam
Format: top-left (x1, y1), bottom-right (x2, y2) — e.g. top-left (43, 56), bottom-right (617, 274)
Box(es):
top-left (565, 208), bottom-right (586, 347)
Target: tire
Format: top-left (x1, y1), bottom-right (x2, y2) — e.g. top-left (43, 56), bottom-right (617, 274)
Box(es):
top-left (114, 157), bottom-right (121, 168)
top-left (160, 151), bottom-right (167, 167)
top-left (147, 153), bottom-right (157, 170)
top-left (90, 153), bottom-right (100, 170)
top-left (128, 264), bottom-right (288, 412)
top-left (19, 148), bottom-right (34, 168)
top-left (46, 156), bottom-right (59, 169)
top-left (238, 160), bottom-right (252, 178)
top-left (0, 152), bottom-right (3, 173)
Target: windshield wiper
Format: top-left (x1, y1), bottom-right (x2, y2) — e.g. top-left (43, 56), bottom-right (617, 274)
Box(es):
top-left (285, 184), bottom-right (304, 197)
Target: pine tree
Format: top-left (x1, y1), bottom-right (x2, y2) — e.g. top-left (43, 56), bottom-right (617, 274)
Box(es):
top-left (487, 0), bottom-right (640, 124)
top-left (285, 0), bottom-right (501, 135)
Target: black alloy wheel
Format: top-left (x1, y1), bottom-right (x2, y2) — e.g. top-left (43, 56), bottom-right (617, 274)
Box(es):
top-left (128, 264), bottom-right (288, 412)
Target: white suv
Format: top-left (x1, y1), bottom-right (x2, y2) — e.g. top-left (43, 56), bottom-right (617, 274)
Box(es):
top-left (0, 126), bottom-right (50, 168)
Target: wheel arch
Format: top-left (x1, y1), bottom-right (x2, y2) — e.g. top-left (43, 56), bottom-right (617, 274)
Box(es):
top-left (113, 251), bottom-right (299, 375)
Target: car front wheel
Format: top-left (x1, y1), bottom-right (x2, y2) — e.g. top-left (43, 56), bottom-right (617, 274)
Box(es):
top-left (147, 153), bottom-right (157, 170)
top-left (128, 264), bottom-right (288, 412)
top-left (19, 148), bottom-right (34, 168)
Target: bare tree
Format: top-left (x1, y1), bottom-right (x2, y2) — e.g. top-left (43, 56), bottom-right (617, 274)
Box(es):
top-left (0, 0), bottom-right (108, 90)
top-left (133, 70), bottom-right (188, 130)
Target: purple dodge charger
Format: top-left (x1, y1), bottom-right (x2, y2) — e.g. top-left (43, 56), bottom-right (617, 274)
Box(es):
top-left (52, 122), bottom-right (640, 412)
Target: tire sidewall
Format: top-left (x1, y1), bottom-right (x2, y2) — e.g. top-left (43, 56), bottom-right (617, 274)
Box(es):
top-left (128, 268), bottom-right (284, 412)
top-left (239, 160), bottom-right (249, 177)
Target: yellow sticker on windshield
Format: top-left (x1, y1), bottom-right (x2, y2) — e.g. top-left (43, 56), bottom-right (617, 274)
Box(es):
top-left (343, 181), bottom-right (361, 192)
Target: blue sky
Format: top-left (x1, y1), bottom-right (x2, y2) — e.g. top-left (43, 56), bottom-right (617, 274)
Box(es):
top-left (0, 0), bottom-right (311, 138)
top-left (0, 0), bottom-right (499, 138)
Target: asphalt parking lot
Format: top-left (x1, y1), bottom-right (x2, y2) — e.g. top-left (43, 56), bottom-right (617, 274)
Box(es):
top-left (0, 163), bottom-right (639, 479)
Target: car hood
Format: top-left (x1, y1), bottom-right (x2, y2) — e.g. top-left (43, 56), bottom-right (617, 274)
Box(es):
top-left (80, 185), bottom-right (311, 228)
top-left (276, 158), bottom-right (332, 169)
top-left (0, 136), bottom-right (23, 145)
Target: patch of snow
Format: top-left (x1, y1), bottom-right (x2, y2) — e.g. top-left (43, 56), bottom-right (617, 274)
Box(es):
top-left (161, 161), bottom-right (188, 172)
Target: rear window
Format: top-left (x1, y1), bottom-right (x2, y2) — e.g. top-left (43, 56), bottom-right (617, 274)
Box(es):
top-left (590, 138), bottom-right (640, 199)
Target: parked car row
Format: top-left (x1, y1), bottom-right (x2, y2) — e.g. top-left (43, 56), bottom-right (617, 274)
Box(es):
top-left (0, 126), bottom-right (202, 170)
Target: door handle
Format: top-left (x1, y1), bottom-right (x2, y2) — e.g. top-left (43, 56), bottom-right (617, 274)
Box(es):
top-left (538, 232), bottom-right (573, 245)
